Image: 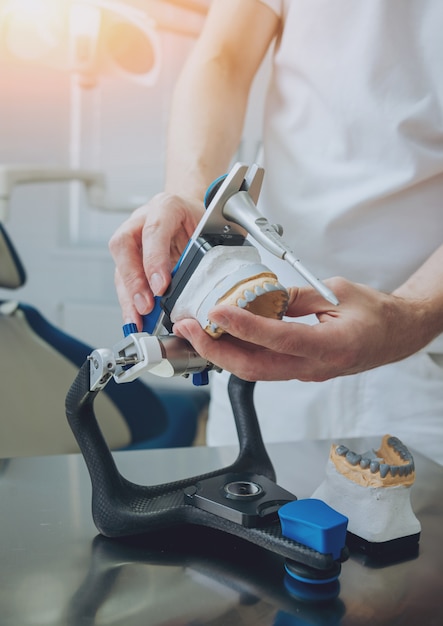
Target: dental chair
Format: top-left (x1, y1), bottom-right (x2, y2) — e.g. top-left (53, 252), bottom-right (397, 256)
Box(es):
top-left (0, 223), bottom-right (209, 458)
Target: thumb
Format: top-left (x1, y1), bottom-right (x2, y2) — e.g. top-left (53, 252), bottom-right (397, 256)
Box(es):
top-left (286, 285), bottom-right (338, 317)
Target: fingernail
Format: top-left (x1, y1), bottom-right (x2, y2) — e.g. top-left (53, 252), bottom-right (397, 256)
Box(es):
top-left (211, 312), bottom-right (229, 329)
top-left (134, 293), bottom-right (149, 315)
top-left (124, 315), bottom-right (139, 328)
top-left (173, 322), bottom-right (187, 339)
top-left (150, 272), bottom-right (164, 296)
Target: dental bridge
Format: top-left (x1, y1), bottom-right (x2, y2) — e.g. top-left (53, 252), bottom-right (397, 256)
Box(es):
top-left (65, 164), bottom-right (348, 598)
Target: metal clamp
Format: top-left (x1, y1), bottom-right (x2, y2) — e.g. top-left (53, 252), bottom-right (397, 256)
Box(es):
top-left (88, 332), bottom-right (212, 391)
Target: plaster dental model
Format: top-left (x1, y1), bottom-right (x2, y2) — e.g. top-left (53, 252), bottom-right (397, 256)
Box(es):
top-left (170, 244), bottom-right (289, 338)
top-left (312, 435), bottom-right (421, 548)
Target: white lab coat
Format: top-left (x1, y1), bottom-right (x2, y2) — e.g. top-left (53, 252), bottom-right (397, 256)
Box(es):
top-left (206, 0), bottom-right (443, 464)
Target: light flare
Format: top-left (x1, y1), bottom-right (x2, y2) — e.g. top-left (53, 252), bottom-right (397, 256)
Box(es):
top-left (1, 0), bottom-right (67, 60)
top-left (69, 2), bottom-right (102, 87)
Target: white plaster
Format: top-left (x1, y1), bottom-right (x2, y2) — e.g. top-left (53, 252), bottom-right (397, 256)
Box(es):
top-left (170, 244), bottom-right (266, 323)
top-left (312, 459), bottom-right (421, 543)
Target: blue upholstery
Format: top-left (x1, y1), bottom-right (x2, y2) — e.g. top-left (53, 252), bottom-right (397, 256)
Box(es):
top-left (1, 300), bottom-right (209, 449)
top-left (0, 222), bottom-right (209, 451)
top-left (0, 223), bottom-right (26, 288)
top-left (17, 302), bottom-right (169, 445)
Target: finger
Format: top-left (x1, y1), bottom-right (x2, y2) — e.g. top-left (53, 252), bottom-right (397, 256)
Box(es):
top-left (141, 222), bottom-right (174, 297)
top-left (286, 283), bottom-right (340, 318)
top-left (140, 195), bottom-right (202, 296)
top-left (207, 304), bottom-right (331, 359)
top-left (139, 203), bottom-right (176, 296)
top-left (174, 318), bottom-right (313, 381)
top-left (140, 214), bottom-right (195, 294)
top-left (109, 213), bottom-right (155, 316)
top-left (114, 268), bottom-right (144, 329)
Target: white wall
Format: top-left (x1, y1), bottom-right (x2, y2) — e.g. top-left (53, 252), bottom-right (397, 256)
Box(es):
top-left (0, 1), bottom-right (269, 356)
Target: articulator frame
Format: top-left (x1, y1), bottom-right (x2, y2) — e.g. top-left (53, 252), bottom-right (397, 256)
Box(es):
top-left (65, 363), bottom-right (348, 588)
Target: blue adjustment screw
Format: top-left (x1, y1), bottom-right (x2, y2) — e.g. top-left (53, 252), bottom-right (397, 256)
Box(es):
top-left (123, 323), bottom-right (138, 337)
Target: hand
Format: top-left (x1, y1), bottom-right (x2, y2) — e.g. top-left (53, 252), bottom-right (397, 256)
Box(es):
top-left (109, 193), bottom-right (204, 329)
top-left (174, 277), bottom-right (432, 382)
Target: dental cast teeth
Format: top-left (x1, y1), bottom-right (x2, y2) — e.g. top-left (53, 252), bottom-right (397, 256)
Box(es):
top-left (312, 434), bottom-right (421, 544)
top-left (335, 439), bottom-right (415, 479)
top-left (205, 277), bottom-right (288, 337)
top-left (237, 281), bottom-right (286, 308)
top-left (331, 435), bottom-right (416, 488)
top-left (170, 244), bottom-right (289, 339)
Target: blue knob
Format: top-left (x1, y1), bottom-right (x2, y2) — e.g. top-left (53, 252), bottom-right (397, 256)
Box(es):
top-left (123, 323), bottom-right (138, 337)
top-left (192, 370), bottom-right (210, 386)
top-left (279, 498), bottom-right (348, 561)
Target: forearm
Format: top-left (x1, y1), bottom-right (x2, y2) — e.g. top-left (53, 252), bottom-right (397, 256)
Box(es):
top-left (164, 0), bottom-right (279, 199)
top-left (392, 243), bottom-right (443, 349)
top-left (165, 52), bottom-right (247, 199)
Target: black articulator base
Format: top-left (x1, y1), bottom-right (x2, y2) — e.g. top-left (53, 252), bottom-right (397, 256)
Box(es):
top-left (65, 362), bottom-right (348, 579)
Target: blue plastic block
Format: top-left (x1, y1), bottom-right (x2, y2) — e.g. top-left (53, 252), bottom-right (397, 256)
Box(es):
top-left (278, 499), bottom-right (348, 560)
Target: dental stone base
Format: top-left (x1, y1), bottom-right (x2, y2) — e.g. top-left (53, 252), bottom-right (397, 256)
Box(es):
top-left (312, 459), bottom-right (421, 544)
top-left (171, 245), bottom-right (289, 337)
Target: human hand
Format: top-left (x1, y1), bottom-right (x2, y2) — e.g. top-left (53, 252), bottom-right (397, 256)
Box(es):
top-left (174, 277), bottom-right (432, 382)
top-left (109, 193), bottom-right (204, 329)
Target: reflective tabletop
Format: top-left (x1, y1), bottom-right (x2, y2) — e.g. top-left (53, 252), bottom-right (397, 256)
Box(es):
top-left (1, 439), bottom-right (442, 625)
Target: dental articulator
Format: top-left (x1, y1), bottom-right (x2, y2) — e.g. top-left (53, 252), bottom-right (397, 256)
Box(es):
top-left (65, 163), bottom-right (420, 602)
